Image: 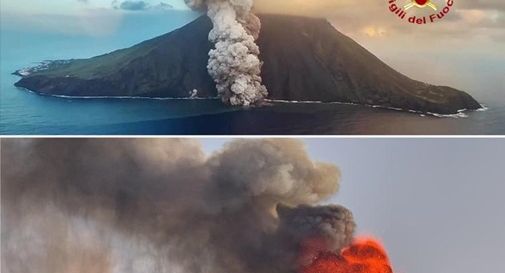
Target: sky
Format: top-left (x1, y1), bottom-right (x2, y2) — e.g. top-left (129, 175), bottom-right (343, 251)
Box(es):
top-left (2, 0), bottom-right (503, 44)
top-left (200, 138), bottom-right (505, 273)
top-left (0, 0), bottom-right (503, 100)
top-left (0, 0), bottom-right (188, 13)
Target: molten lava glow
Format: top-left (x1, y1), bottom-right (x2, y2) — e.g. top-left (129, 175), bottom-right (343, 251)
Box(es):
top-left (302, 237), bottom-right (393, 273)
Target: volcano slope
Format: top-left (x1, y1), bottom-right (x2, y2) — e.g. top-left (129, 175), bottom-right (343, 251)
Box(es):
top-left (14, 14), bottom-right (481, 114)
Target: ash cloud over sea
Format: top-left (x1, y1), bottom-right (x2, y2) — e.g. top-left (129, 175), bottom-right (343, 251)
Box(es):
top-left (1, 139), bottom-right (355, 273)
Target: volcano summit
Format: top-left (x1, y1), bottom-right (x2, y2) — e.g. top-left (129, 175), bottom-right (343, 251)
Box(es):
top-left (14, 14), bottom-right (481, 114)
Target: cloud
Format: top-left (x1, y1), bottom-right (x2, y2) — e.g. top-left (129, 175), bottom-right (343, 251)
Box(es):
top-left (118, 1), bottom-right (148, 10)
top-left (112, 0), bottom-right (173, 11)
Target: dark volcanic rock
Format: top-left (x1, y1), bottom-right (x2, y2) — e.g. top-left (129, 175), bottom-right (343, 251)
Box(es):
top-left (14, 15), bottom-right (481, 114)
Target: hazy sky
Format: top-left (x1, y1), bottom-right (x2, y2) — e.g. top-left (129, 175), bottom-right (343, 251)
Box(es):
top-left (1, 0), bottom-right (503, 100)
top-left (200, 138), bottom-right (505, 273)
top-left (2, 0), bottom-right (503, 43)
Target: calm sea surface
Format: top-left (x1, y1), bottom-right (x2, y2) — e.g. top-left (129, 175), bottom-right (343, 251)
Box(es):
top-left (1, 20), bottom-right (504, 135)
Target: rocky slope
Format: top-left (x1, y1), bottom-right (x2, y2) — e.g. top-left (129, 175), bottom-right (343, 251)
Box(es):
top-left (14, 14), bottom-right (481, 114)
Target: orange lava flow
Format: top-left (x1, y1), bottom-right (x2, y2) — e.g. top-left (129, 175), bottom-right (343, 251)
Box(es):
top-left (301, 237), bottom-right (393, 273)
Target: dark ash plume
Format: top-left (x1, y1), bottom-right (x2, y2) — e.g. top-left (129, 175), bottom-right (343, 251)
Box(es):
top-left (1, 139), bottom-right (355, 273)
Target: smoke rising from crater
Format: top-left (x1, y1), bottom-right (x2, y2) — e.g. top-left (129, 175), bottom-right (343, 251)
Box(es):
top-left (1, 139), bottom-right (355, 273)
top-left (185, 0), bottom-right (268, 106)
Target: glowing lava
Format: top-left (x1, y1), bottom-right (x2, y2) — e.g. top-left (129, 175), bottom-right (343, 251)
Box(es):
top-left (301, 237), bottom-right (393, 273)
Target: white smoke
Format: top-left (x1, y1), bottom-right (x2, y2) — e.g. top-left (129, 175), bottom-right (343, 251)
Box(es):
top-left (185, 0), bottom-right (268, 106)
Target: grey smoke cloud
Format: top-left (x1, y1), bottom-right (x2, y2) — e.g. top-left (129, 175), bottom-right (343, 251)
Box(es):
top-left (185, 0), bottom-right (268, 106)
top-left (1, 139), bottom-right (355, 273)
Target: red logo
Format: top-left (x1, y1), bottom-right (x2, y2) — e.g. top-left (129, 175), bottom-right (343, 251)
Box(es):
top-left (388, 0), bottom-right (454, 24)
top-left (405, 0), bottom-right (438, 11)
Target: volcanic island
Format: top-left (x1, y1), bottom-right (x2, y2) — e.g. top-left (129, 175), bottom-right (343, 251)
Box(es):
top-left (14, 14), bottom-right (481, 115)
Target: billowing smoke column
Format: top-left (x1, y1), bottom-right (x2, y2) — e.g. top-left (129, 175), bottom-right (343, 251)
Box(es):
top-left (1, 139), bottom-right (365, 273)
top-left (185, 0), bottom-right (268, 106)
